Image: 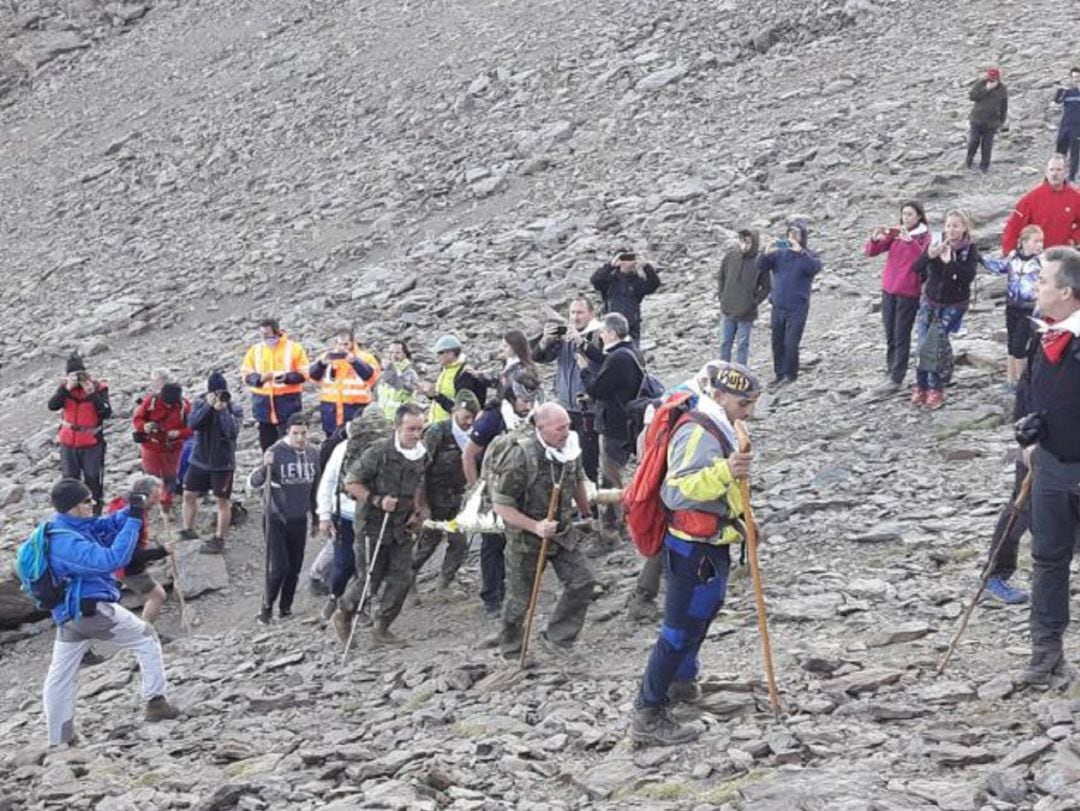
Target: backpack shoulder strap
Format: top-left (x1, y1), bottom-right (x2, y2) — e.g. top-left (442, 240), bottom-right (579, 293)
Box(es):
top-left (680, 411), bottom-right (733, 455)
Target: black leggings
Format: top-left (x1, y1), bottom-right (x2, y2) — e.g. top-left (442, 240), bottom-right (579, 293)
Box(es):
top-left (264, 518), bottom-right (307, 613)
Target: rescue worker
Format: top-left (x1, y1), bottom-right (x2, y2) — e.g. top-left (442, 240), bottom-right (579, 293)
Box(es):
top-left (421, 334), bottom-right (493, 423)
top-left (240, 318), bottom-right (310, 450)
top-left (378, 339), bottom-right (420, 421)
top-left (490, 402), bottom-right (596, 660)
top-left (631, 361), bottom-right (761, 746)
top-left (308, 327), bottom-right (380, 437)
top-left (47, 354), bottom-right (112, 515)
top-left (410, 390), bottom-right (480, 599)
top-left (332, 404), bottom-right (428, 648)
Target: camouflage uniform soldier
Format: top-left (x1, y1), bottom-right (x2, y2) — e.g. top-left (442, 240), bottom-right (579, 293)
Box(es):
top-left (411, 391), bottom-right (480, 596)
top-left (333, 404), bottom-right (428, 647)
top-left (491, 402), bottom-right (596, 659)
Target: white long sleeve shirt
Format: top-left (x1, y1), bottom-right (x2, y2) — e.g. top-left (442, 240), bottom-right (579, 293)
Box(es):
top-left (316, 442), bottom-right (356, 522)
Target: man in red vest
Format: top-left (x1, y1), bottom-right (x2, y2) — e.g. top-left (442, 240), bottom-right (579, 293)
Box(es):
top-left (47, 354), bottom-right (112, 515)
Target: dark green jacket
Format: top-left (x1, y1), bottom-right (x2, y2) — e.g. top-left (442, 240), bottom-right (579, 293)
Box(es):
top-left (423, 420), bottom-right (466, 519)
top-left (489, 435), bottom-right (583, 545)
top-left (346, 437), bottom-right (426, 542)
top-left (969, 80), bottom-right (1008, 129)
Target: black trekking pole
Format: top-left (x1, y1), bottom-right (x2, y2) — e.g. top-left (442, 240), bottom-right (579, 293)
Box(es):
top-left (937, 469), bottom-right (1034, 675)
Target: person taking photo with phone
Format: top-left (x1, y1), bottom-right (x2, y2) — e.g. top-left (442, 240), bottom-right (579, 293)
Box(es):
top-left (47, 354), bottom-right (112, 515)
top-left (590, 249), bottom-right (661, 346)
top-left (308, 327), bottom-right (380, 438)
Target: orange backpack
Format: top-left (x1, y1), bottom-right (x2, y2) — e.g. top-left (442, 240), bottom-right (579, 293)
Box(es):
top-left (621, 390), bottom-right (698, 557)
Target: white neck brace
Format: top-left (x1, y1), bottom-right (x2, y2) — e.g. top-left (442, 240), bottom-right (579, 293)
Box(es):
top-left (395, 435), bottom-right (427, 462)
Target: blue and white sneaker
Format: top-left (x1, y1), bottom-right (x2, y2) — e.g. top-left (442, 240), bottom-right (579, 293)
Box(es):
top-left (987, 576), bottom-right (1028, 605)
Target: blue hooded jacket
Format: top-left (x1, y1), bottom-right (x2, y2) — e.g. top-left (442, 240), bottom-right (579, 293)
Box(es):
top-left (756, 221), bottom-right (822, 311)
top-left (46, 509), bottom-right (141, 625)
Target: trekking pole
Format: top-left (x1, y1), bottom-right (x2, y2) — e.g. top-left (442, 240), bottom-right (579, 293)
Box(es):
top-left (734, 420), bottom-right (781, 719)
top-left (342, 510), bottom-right (391, 665)
top-left (937, 469), bottom-right (1034, 675)
top-left (520, 467), bottom-right (567, 667)
top-left (161, 509), bottom-right (192, 635)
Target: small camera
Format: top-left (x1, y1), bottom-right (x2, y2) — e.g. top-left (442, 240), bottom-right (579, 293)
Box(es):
top-left (1014, 412), bottom-right (1046, 448)
top-left (216, 390), bottom-right (231, 404)
top-left (553, 325), bottom-right (569, 336)
top-left (132, 430), bottom-right (149, 444)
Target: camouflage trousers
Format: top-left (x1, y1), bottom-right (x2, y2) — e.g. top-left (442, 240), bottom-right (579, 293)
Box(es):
top-left (412, 528), bottom-right (467, 584)
top-left (43, 602), bottom-right (166, 745)
top-left (499, 534), bottom-right (597, 656)
top-left (341, 529), bottom-right (413, 628)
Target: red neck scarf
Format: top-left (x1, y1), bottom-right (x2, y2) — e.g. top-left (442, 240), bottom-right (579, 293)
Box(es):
top-left (1041, 315), bottom-right (1075, 365)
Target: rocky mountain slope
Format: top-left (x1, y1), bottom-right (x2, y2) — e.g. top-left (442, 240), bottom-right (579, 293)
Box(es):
top-left (2, 0), bottom-right (1080, 808)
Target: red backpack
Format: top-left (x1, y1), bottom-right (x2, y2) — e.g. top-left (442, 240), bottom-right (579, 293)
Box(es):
top-left (622, 390), bottom-right (698, 557)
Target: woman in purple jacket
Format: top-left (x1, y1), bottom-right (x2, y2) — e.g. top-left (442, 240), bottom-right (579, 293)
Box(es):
top-left (865, 200), bottom-right (931, 391)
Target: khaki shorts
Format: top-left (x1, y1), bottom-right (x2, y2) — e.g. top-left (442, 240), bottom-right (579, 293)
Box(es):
top-left (123, 570), bottom-right (159, 596)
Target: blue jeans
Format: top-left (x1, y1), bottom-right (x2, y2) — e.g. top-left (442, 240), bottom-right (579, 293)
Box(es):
top-left (770, 303), bottom-right (809, 381)
top-left (1029, 447), bottom-right (1080, 653)
top-left (915, 301), bottom-right (965, 391)
top-left (636, 535), bottom-right (731, 708)
top-left (330, 518), bottom-right (356, 597)
top-left (720, 315), bottom-right (753, 366)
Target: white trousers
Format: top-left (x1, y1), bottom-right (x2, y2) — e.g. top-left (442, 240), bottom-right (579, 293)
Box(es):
top-left (42, 602), bottom-right (167, 745)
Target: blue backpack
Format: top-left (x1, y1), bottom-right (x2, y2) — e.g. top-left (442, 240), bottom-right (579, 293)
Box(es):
top-left (14, 522), bottom-right (67, 610)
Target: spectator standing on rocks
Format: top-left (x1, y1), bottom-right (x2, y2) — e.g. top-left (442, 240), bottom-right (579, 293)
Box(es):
top-left (421, 334), bottom-right (493, 423)
top-left (865, 201), bottom-right (932, 391)
top-left (984, 225), bottom-right (1044, 390)
top-left (378, 339), bottom-right (420, 421)
top-left (501, 329), bottom-right (542, 395)
top-left (132, 380), bottom-right (191, 517)
top-left (631, 362), bottom-right (760, 747)
top-left (532, 296), bottom-right (604, 486)
top-left (717, 229), bottom-right (770, 366)
top-left (1054, 67), bottom-right (1080, 183)
top-left (180, 372), bottom-right (242, 554)
top-left (911, 211), bottom-right (980, 410)
top-left (333, 404), bottom-right (429, 648)
top-left (308, 327), bottom-right (380, 438)
top-left (1018, 247), bottom-right (1080, 685)
top-left (463, 375), bottom-right (542, 616)
top-left (410, 391), bottom-right (481, 600)
top-left (241, 318), bottom-right (310, 451)
top-left (108, 476), bottom-right (172, 626)
top-left (1001, 155), bottom-right (1080, 254)
top-left (47, 354), bottom-right (112, 515)
top-left (249, 414), bottom-right (320, 624)
top-left (590, 250), bottom-right (661, 345)
top-left (490, 402), bottom-right (596, 661)
top-left (966, 66), bottom-right (1008, 172)
top-left (579, 313), bottom-right (644, 534)
top-left (756, 219), bottom-right (822, 388)
top-left (41, 478), bottom-right (178, 746)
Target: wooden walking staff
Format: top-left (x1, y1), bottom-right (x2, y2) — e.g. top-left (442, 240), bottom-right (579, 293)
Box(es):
top-left (520, 466), bottom-right (568, 667)
top-left (161, 510), bottom-right (192, 635)
top-left (937, 469), bottom-right (1034, 675)
top-left (734, 420), bottom-right (781, 718)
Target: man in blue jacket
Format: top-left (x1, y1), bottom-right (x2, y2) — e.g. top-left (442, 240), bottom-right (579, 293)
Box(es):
top-left (180, 371), bottom-right (243, 554)
top-left (42, 478), bottom-right (178, 746)
top-left (756, 220), bottom-right (822, 388)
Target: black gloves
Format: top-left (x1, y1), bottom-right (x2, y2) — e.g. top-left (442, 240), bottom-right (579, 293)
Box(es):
top-left (128, 493), bottom-right (147, 521)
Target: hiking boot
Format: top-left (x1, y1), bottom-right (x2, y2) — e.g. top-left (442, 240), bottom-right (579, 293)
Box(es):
top-left (178, 528), bottom-right (200, 541)
top-left (371, 622), bottom-right (407, 648)
top-left (925, 390), bottom-right (946, 410)
top-left (320, 596), bottom-right (338, 623)
top-left (476, 631), bottom-right (502, 650)
top-left (871, 378), bottom-right (900, 395)
top-left (198, 536), bottom-right (225, 554)
top-left (909, 386), bottom-right (927, 406)
top-left (332, 607), bottom-right (355, 645)
top-left (667, 680), bottom-right (703, 704)
top-left (986, 576), bottom-right (1028, 605)
top-left (630, 706), bottom-right (700, 747)
top-left (256, 605), bottom-right (272, 625)
top-left (145, 695), bottom-right (180, 722)
top-left (278, 609), bottom-right (293, 620)
top-left (625, 591), bottom-right (661, 623)
top-left (407, 578), bottom-right (422, 607)
top-left (307, 577), bottom-right (330, 597)
top-left (539, 630), bottom-right (573, 658)
top-left (1019, 648), bottom-right (1065, 686)
top-left (484, 601), bottom-right (503, 618)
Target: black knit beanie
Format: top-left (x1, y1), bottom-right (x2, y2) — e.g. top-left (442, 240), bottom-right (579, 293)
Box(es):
top-left (51, 478), bottom-right (92, 513)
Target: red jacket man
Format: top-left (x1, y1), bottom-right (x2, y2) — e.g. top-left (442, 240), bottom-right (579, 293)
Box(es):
top-left (132, 382), bottom-right (192, 509)
top-left (46, 354), bottom-right (111, 514)
top-left (1001, 155), bottom-right (1080, 254)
